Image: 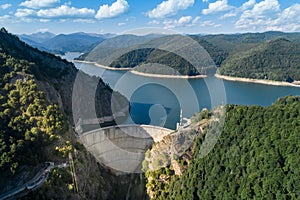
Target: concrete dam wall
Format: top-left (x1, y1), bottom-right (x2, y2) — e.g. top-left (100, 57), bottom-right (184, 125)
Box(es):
top-left (79, 125), bottom-right (174, 173)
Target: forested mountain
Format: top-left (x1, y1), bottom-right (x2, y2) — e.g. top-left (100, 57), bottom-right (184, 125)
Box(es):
top-left (80, 34), bottom-right (227, 76)
top-left (0, 28), bottom-right (140, 199)
top-left (42, 33), bottom-right (105, 53)
top-left (145, 96), bottom-right (300, 199)
top-left (109, 36), bottom-right (227, 69)
top-left (201, 31), bottom-right (300, 55)
top-left (78, 34), bottom-right (164, 63)
top-left (77, 31), bottom-right (300, 79)
top-left (218, 38), bottom-right (300, 82)
top-left (19, 32), bottom-right (56, 44)
top-left (19, 32), bottom-right (106, 54)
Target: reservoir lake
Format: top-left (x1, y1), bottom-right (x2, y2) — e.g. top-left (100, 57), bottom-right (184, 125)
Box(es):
top-left (63, 52), bottom-right (300, 129)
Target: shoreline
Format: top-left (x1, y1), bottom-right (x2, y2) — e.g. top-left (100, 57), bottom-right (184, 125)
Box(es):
top-left (130, 70), bottom-right (207, 79)
top-left (74, 60), bottom-right (300, 84)
top-left (73, 60), bottom-right (132, 71)
top-left (215, 74), bottom-right (300, 87)
top-left (74, 60), bottom-right (207, 79)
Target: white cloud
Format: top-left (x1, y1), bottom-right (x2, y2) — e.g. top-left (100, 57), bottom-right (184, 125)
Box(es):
top-left (200, 20), bottom-right (221, 27)
top-left (95, 0), bottom-right (129, 20)
top-left (73, 19), bottom-right (96, 23)
top-left (20, 0), bottom-right (60, 9)
top-left (249, 0), bottom-right (279, 15)
top-left (1, 4), bottom-right (12, 10)
top-left (15, 8), bottom-right (36, 18)
top-left (147, 0), bottom-right (194, 18)
top-left (0, 15), bottom-right (10, 22)
top-left (192, 16), bottom-right (201, 24)
top-left (202, 0), bottom-right (234, 15)
top-left (235, 0), bottom-right (280, 30)
top-left (220, 12), bottom-right (237, 19)
top-left (163, 16), bottom-right (199, 29)
top-left (118, 22), bottom-right (126, 26)
top-left (148, 20), bottom-right (160, 25)
top-left (37, 28), bottom-right (49, 32)
top-left (39, 19), bottom-right (50, 22)
top-left (220, 0), bottom-right (255, 19)
top-left (15, 5), bottom-right (95, 19)
top-left (37, 5), bottom-right (95, 18)
top-left (203, 0), bottom-right (209, 2)
top-left (235, 1), bottom-right (300, 32)
top-left (271, 4), bottom-right (300, 31)
top-left (240, 0), bottom-right (256, 11)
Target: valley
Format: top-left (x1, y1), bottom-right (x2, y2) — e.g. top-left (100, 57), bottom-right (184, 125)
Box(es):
top-left (0, 28), bottom-right (299, 200)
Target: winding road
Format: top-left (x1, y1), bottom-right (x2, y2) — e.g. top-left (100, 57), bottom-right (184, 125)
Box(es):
top-left (0, 162), bottom-right (67, 200)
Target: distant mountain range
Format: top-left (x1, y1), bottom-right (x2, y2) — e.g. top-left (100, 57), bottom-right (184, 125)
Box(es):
top-left (18, 30), bottom-right (300, 82)
top-left (78, 31), bottom-right (300, 81)
top-left (18, 32), bottom-right (114, 54)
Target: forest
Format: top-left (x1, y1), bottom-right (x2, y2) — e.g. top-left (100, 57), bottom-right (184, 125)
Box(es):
top-left (100, 35), bottom-right (227, 76)
top-left (94, 33), bottom-right (300, 81)
top-left (0, 30), bottom-right (68, 175)
top-left (219, 38), bottom-right (300, 82)
top-left (145, 96), bottom-right (300, 199)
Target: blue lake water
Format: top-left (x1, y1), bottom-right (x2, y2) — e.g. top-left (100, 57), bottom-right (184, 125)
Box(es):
top-left (63, 53), bottom-right (300, 129)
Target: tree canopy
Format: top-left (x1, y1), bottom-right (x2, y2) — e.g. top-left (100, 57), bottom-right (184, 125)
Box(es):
top-left (145, 96), bottom-right (300, 199)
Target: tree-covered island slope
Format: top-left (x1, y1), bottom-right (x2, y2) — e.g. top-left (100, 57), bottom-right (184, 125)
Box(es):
top-left (76, 34), bottom-right (227, 76)
top-left (77, 31), bottom-right (300, 82)
top-left (144, 96), bottom-right (300, 199)
top-left (0, 28), bottom-right (148, 199)
top-left (218, 38), bottom-right (300, 82)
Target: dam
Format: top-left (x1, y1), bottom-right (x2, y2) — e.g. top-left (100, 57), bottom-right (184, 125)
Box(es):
top-left (78, 124), bottom-right (174, 173)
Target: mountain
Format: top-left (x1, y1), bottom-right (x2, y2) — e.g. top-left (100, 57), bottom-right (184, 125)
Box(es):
top-left (201, 31), bottom-right (300, 55)
top-left (19, 31), bottom-right (56, 43)
top-left (19, 32), bottom-right (106, 54)
top-left (218, 38), bottom-right (300, 82)
top-left (0, 28), bottom-right (143, 199)
top-left (78, 33), bottom-right (162, 62)
top-left (144, 96), bottom-right (300, 199)
top-left (42, 32), bottom-right (105, 53)
top-left (79, 34), bottom-right (227, 76)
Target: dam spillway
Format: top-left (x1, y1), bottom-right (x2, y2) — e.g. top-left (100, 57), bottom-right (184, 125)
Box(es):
top-left (79, 124), bottom-right (174, 173)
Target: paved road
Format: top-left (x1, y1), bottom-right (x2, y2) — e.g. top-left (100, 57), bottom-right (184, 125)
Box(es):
top-left (0, 162), bottom-right (68, 200)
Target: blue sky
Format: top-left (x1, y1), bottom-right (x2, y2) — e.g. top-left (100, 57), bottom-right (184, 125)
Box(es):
top-left (0, 0), bottom-right (299, 34)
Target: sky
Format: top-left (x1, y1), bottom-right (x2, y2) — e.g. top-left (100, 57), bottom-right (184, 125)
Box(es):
top-left (0, 0), bottom-right (299, 35)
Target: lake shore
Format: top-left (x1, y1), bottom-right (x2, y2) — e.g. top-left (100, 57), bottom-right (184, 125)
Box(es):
top-left (73, 60), bottom-right (132, 71)
top-left (215, 74), bottom-right (300, 87)
top-left (74, 60), bottom-right (207, 79)
top-left (130, 70), bottom-right (207, 79)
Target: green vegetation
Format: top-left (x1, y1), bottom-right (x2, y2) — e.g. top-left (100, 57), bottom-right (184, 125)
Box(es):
top-left (145, 96), bottom-right (300, 199)
top-left (109, 36), bottom-right (227, 76)
top-left (219, 39), bottom-right (300, 82)
top-left (78, 31), bottom-right (300, 80)
top-left (110, 48), bottom-right (202, 76)
top-left (0, 44), bottom-right (67, 174)
top-left (0, 28), bottom-right (73, 81)
top-left (19, 32), bottom-right (105, 54)
top-left (201, 31), bottom-right (300, 55)
top-left (0, 28), bottom-right (144, 199)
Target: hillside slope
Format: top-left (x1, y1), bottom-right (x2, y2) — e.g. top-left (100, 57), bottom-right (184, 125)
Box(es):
top-left (80, 34), bottom-right (227, 76)
top-left (145, 96), bottom-right (300, 199)
top-left (201, 31), bottom-right (300, 55)
top-left (0, 28), bottom-right (143, 200)
top-left (19, 32), bottom-right (105, 54)
top-left (219, 38), bottom-right (300, 82)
